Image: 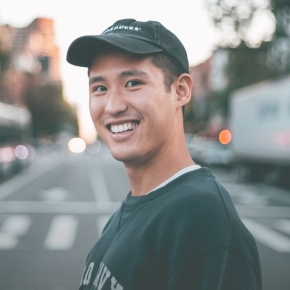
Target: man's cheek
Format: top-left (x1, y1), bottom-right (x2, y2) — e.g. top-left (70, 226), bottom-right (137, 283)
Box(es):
top-left (89, 104), bottom-right (101, 122)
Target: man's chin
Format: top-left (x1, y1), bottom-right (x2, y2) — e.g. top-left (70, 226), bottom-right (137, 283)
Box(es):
top-left (109, 148), bottom-right (140, 164)
top-left (109, 148), bottom-right (132, 162)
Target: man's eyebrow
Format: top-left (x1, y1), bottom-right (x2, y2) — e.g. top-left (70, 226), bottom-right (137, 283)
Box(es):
top-left (89, 70), bottom-right (148, 85)
top-left (89, 75), bottom-right (106, 85)
top-left (120, 70), bottom-right (148, 78)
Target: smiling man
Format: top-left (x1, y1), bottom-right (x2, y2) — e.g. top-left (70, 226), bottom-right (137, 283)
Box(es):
top-left (67, 19), bottom-right (262, 290)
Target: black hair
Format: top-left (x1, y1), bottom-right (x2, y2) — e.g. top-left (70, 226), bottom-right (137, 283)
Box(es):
top-left (150, 52), bottom-right (187, 115)
top-left (150, 52), bottom-right (187, 92)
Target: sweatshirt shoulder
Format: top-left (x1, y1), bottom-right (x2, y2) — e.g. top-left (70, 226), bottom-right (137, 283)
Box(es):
top-left (156, 168), bottom-right (240, 240)
top-left (164, 168), bottom-right (229, 210)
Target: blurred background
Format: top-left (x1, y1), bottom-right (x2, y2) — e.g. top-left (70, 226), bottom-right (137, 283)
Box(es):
top-left (0, 0), bottom-right (289, 289)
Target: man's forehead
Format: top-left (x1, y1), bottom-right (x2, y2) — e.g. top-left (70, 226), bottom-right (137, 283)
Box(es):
top-left (88, 49), bottom-right (157, 77)
top-left (90, 47), bottom-right (151, 66)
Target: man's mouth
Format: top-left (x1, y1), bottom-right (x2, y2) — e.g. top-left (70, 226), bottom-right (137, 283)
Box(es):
top-left (109, 121), bottom-right (139, 134)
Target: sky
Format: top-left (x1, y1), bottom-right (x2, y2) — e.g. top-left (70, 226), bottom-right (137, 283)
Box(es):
top-left (0, 0), bottom-right (219, 142)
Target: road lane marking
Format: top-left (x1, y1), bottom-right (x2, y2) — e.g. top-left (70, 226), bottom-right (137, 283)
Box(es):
top-left (258, 184), bottom-right (290, 205)
top-left (0, 152), bottom-right (65, 200)
top-left (0, 215), bottom-right (32, 249)
top-left (273, 219), bottom-right (290, 235)
top-left (40, 187), bottom-right (69, 201)
top-left (223, 182), bottom-right (290, 206)
top-left (96, 215), bottom-right (111, 237)
top-left (239, 191), bottom-right (268, 206)
top-left (242, 218), bottom-right (290, 253)
top-left (236, 205), bottom-right (290, 218)
top-left (0, 201), bottom-right (121, 214)
top-left (89, 162), bottom-right (111, 202)
top-left (44, 215), bottom-right (78, 250)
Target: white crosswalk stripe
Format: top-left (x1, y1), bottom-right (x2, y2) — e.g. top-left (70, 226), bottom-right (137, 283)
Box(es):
top-left (273, 219), bottom-right (290, 235)
top-left (44, 215), bottom-right (79, 250)
top-left (1, 214), bottom-right (290, 253)
top-left (0, 215), bottom-right (32, 250)
top-left (0, 214), bottom-right (113, 251)
top-left (242, 218), bottom-right (290, 253)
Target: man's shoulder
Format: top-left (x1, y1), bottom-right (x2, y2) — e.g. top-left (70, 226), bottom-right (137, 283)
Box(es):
top-left (163, 168), bottom-right (227, 206)
top-left (156, 168), bottom-right (239, 228)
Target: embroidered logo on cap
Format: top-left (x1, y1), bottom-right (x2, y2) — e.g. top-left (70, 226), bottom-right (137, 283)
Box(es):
top-left (102, 25), bottom-right (142, 34)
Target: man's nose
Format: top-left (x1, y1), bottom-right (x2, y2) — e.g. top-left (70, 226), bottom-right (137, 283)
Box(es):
top-left (105, 90), bottom-right (128, 115)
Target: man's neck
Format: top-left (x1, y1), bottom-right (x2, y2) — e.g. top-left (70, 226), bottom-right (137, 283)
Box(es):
top-left (124, 143), bottom-right (194, 196)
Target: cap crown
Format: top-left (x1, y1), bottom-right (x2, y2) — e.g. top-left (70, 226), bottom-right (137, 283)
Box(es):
top-left (66, 18), bottom-right (189, 72)
top-left (101, 19), bottom-right (189, 72)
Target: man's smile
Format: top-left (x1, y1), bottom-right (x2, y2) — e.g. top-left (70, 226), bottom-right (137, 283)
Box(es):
top-left (109, 122), bottom-right (139, 134)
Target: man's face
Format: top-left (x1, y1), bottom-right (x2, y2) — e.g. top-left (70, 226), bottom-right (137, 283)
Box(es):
top-left (89, 50), bottom-right (179, 166)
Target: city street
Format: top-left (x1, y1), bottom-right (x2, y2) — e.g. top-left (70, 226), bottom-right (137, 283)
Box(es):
top-left (0, 144), bottom-right (289, 290)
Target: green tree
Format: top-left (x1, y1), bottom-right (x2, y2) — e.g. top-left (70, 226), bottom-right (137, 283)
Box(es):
top-left (24, 76), bottom-right (79, 138)
top-left (204, 0), bottom-right (290, 123)
top-left (206, 0), bottom-right (274, 47)
top-left (207, 0), bottom-right (290, 73)
top-left (267, 0), bottom-right (290, 73)
top-left (0, 42), bottom-right (11, 102)
top-left (0, 47), bottom-right (10, 78)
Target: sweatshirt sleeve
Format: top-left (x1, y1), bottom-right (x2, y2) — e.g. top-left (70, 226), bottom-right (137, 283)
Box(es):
top-left (168, 247), bottom-right (261, 290)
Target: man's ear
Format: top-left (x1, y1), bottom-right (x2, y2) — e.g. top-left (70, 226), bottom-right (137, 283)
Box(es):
top-left (174, 73), bottom-right (192, 107)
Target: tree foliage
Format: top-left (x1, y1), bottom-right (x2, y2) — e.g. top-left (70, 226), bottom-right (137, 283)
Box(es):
top-left (267, 0), bottom-right (290, 73)
top-left (207, 0), bottom-right (290, 72)
top-left (0, 45), bottom-right (10, 79)
top-left (0, 42), bottom-right (11, 102)
top-left (189, 0), bottom-right (290, 135)
top-left (24, 76), bottom-right (79, 138)
top-left (206, 0), bottom-right (274, 47)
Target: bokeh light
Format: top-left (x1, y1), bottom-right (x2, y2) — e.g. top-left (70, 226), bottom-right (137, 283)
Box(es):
top-left (219, 130), bottom-right (232, 145)
top-left (86, 140), bottom-right (102, 154)
top-left (0, 147), bottom-right (15, 162)
top-left (68, 138), bottom-right (86, 153)
top-left (15, 145), bottom-right (29, 159)
top-left (194, 131), bottom-right (207, 145)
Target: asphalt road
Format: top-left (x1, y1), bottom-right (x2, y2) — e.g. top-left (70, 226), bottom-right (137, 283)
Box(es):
top-left (0, 145), bottom-right (289, 290)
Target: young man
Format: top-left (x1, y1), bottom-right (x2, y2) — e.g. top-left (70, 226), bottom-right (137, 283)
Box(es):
top-left (67, 19), bottom-right (262, 290)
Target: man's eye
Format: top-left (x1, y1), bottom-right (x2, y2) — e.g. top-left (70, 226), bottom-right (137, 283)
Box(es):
top-left (93, 86), bottom-right (107, 92)
top-left (126, 80), bottom-right (141, 87)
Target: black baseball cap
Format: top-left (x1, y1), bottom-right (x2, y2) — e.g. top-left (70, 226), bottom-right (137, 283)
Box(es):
top-left (66, 18), bottom-right (189, 72)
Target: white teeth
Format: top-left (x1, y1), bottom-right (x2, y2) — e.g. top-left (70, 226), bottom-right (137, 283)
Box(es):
top-left (111, 126), bottom-right (118, 133)
top-left (110, 122), bottom-right (138, 133)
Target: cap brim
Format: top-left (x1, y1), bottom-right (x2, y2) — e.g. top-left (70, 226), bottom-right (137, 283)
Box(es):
top-left (67, 34), bottom-right (163, 67)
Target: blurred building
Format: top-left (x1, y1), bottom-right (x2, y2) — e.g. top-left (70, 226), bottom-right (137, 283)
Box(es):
top-left (0, 18), bottom-right (79, 138)
top-left (0, 18), bottom-right (60, 104)
top-left (189, 48), bottom-right (237, 103)
top-left (187, 50), bottom-right (228, 136)
top-left (187, 43), bottom-right (279, 138)
top-left (188, 58), bottom-right (210, 129)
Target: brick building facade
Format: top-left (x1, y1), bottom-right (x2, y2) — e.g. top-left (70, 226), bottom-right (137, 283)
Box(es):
top-left (0, 18), bottom-right (60, 105)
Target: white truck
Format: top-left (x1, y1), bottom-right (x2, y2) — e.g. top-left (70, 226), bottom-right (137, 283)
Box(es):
top-left (229, 75), bottom-right (290, 185)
